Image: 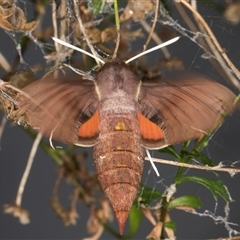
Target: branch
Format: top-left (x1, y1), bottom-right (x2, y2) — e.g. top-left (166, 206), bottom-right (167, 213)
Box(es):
top-left (178, 0), bottom-right (240, 89)
top-left (143, 0), bottom-right (159, 51)
top-left (15, 132), bottom-right (42, 206)
top-left (73, 0), bottom-right (101, 66)
top-left (146, 157), bottom-right (240, 176)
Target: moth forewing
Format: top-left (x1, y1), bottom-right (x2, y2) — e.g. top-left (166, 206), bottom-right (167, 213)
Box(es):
top-left (15, 77), bottom-right (100, 146)
top-left (138, 76), bottom-right (236, 148)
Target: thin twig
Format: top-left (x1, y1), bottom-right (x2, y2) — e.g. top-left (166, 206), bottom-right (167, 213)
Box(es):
top-left (174, 1), bottom-right (198, 32)
top-left (146, 157), bottom-right (240, 176)
top-left (0, 52), bottom-right (11, 72)
top-left (73, 0), bottom-right (101, 66)
top-left (174, 1), bottom-right (238, 88)
top-left (112, 0), bottom-right (120, 59)
top-left (52, 169), bottom-right (64, 197)
top-left (52, 1), bottom-right (59, 53)
top-left (140, 21), bottom-right (171, 59)
top-left (143, 0), bottom-right (159, 52)
top-left (51, 1), bottom-right (61, 79)
top-left (179, 0), bottom-right (240, 88)
top-left (71, 188), bottom-right (79, 211)
top-left (0, 116), bottom-right (7, 148)
top-left (15, 133), bottom-right (42, 206)
top-left (59, 1), bottom-right (67, 39)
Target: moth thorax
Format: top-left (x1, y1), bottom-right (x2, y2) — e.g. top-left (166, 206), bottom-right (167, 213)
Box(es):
top-left (99, 95), bottom-right (138, 115)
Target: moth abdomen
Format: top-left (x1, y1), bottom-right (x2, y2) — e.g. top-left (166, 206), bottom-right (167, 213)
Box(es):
top-left (93, 114), bottom-right (145, 234)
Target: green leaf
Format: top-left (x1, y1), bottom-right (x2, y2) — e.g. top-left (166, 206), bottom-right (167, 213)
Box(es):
top-left (88, 0), bottom-right (109, 17)
top-left (175, 147), bottom-right (215, 181)
top-left (181, 140), bottom-right (191, 151)
top-left (191, 150), bottom-right (214, 166)
top-left (127, 205), bottom-right (143, 238)
top-left (164, 221), bottom-right (176, 231)
top-left (177, 176), bottom-right (231, 202)
top-left (192, 135), bottom-right (209, 151)
top-left (168, 195), bottom-right (201, 209)
top-left (160, 0), bottom-right (172, 15)
top-left (160, 145), bottom-right (181, 161)
top-left (137, 185), bottom-right (162, 206)
top-left (180, 150), bottom-right (214, 167)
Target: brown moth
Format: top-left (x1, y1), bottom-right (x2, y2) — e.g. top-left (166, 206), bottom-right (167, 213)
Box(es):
top-left (13, 58), bottom-right (235, 234)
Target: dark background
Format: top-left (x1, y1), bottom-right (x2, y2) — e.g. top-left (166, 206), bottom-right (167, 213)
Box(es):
top-left (1, 1), bottom-right (240, 239)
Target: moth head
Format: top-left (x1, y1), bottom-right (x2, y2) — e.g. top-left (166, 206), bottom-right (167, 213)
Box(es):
top-left (94, 59), bottom-right (141, 98)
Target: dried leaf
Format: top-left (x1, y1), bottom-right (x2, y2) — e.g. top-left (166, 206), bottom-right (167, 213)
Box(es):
top-left (44, 48), bottom-right (74, 63)
top-left (224, 2), bottom-right (240, 25)
top-left (8, 71), bottom-right (34, 89)
top-left (3, 203), bottom-right (30, 224)
top-left (86, 27), bottom-right (143, 44)
top-left (142, 208), bottom-right (157, 226)
top-left (87, 211), bottom-right (102, 234)
top-left (0, 2), bottom-right (38, 32)
top-left (34, 0), bottom-right (46, 15)
top-left (0, 81), bottom-right (29, 126)
top-left (121, 28), bottom-right (144, 40)
top-left (158, 57), bottom-right (185, 71)
top-left (95, 199), bottom-right (113, 223)
top-left (84, 224), bottom-right (104, 240)
top-left (86, 27), bottom-right (102, 44)
top-left (146, 221), bottom-right (162, 240)
top-left (101, 27), bottom-right (117, 43)
top-left (120, 0), bottom-right (155, 22)
top-left (51, 196), bottom-right (79, 226)
top-left (164, 213), bottom-right (175, 239)
top-left (87, 200), bottom-right (112, 235)
top-left (33, 27), bottom-right (53, 39)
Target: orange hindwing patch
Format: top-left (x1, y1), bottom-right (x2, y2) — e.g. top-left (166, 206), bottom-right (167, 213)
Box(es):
top-left (78, 111), bottom-right (99, 138)
top-left (138, 112), bottom-right (164, 140)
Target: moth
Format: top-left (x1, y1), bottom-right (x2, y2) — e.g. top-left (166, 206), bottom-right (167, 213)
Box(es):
top-left (12, 58), bottom-right (235, 234)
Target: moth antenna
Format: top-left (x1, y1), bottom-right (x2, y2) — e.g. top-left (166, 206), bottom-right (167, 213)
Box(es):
top-left (52, 37), bottom-right (105, 65)
top-left (125, 36), bottom-right (180, 64)
top-left (146, 149), bottom-right (160, 177)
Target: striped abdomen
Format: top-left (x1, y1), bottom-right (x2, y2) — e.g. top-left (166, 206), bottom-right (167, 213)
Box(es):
top-left (93, 104), bottom-right (145, 234)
